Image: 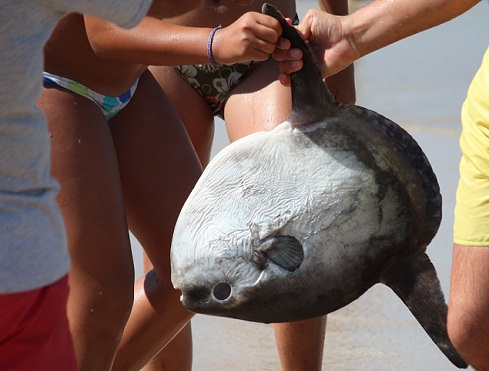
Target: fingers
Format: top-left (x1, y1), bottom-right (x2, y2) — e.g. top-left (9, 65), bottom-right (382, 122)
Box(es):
top-left (296, 9), bottom-right (316, 42)
top-left (214, 12), bottom-right (285, 63)
top-left (272, 28), bottom-right (304, 86)
top-left (277, 73), bottom-right (291, 87)
top-left (272, 48), bottom-right (303, 77)
top-left (271, 12), bottom-right (316, 83)
top-left (273, 9), bottom-right (331, 84)
top-left (275, 60), bottom-right (303, 86)
top-left (211, 12), bottom-right (307, 65)
top-left (234, 21), bottom-right (280, 61)
top-left (252, 13), bottom-right (283, 45)
top-left (276, 37), bottom-right (291, 51)
top-left (273, 47), bottom-right (303, 62)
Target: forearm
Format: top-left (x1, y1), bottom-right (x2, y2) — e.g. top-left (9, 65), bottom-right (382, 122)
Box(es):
top-left (347, 0), bottom-right (479, 59)
top-left (273, 0), bottom-right (479, 84)
top-left (85, 11), bottom-right (283, 67)
top-left (85, 16), bottom-right (211, 66)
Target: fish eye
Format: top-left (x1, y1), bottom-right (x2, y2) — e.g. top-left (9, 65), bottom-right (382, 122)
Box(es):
top-left (212, 282), bottom-right (232, 301)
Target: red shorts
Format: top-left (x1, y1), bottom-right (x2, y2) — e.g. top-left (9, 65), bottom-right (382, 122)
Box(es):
top-left (0, 275), bottom-right (77, 370)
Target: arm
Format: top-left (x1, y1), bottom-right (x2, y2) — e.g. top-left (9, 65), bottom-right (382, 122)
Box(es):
top-left (84, 12), bottom-right (288, 66)
top-left (342, 0), bottom-right (479, 65)
top-left (276, 0), bottom-right (479, 79)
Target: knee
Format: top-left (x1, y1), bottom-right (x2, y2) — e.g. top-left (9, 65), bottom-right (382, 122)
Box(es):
top-left (144, 269), bottom-right (189, 315)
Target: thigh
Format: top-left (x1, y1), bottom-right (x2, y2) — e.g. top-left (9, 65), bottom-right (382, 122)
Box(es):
top-left (224, 58), bottom-right (292, 140)
top-left (0, 276), bottom-right (77, 371)
top-left (39, 87), bottom-right (133, 285)
top-left (149, 65), bottom-right (215, 167)
top-left (111, 70), bottom-right (202, 274)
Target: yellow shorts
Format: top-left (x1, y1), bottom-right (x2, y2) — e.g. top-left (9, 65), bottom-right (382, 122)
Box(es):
top-left (454, 47), bottom-right (489, 246)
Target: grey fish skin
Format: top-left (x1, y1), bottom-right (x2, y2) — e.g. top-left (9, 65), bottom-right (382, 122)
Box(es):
top-left (170, 3), bottom-right (467, 369)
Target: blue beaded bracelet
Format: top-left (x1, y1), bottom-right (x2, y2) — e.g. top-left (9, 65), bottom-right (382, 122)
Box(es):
top-left (207, 25), bottom-right (222, 65)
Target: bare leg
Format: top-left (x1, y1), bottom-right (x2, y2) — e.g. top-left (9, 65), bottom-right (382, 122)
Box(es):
top-left (274, 318), bottom-right (327, 371)
top-left (225, 58), bottom-right (327, 371)
top-left (140, 248), bottom-right (193, 371)
top-left (128, 66), bottom-right (214, 371)
top-left (39, 87), bottom-right (135, 371)
top-left (448, 244), bottom-right (489, 370)
top-left (224, 59), bottom-right (291, 140)
top-left (143, 325), bottom-right (193, 371)
top-left (149, 65), bottom-right (216, 166)
top-left (110, 71), bottom-right (202, 370)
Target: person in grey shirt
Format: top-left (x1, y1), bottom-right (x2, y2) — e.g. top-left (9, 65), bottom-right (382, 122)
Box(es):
top-left (0, 1), bottom-right (156, 369)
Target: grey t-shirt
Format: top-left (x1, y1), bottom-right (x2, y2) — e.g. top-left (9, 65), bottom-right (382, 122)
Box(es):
top-left (0, 0), bottom-right (151, 293)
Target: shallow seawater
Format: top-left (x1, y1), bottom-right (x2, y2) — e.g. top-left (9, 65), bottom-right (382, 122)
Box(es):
top-left (131, 1), bottom-right (489, 369)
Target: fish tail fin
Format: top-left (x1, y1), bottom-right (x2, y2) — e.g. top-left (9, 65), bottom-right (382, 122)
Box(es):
top-left (382, 253), bottom-right (468, 368)
top-left (262, 3), bottom-right (337, 121)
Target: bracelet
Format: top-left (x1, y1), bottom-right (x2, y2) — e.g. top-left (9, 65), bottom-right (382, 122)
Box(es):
top-left (207, 25), bottom-right (222, 65)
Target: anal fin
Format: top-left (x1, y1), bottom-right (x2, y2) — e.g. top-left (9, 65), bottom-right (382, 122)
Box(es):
top-left (382, 253), bottom-right (468, 368)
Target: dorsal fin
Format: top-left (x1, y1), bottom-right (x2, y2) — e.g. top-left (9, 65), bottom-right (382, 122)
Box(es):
top-left (262, 3), bottom-right (337, 123)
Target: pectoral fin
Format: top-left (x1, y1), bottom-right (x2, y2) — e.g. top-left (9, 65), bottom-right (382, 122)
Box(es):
top-left (257, 235), bottom-right (304, 272)
top-left (382, 253), bottom-right (467, 368)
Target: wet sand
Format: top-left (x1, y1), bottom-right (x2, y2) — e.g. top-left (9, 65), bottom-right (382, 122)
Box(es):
top-left (132, 1), bottom-right (489, 369)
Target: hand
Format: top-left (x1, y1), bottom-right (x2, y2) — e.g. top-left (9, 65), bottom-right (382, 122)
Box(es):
top-left (273, 9), bottom-right (358, 85)
top-left (211, 12), bottom-right (291, 64)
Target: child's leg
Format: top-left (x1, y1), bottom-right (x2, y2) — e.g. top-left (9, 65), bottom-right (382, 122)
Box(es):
top-left (39, 86), bottom-right (135, 371)
top-left (224, 59), bottom-right (291, 140)
top-left (141, 253), bottom-right (193, 371)
top-left (149, 65), bottom-right (216, 166)
top-left (110, 70), bottom-right (202, 371)
top-left (129, 66), bottom-right (214, 371)
top-left (142, 326), bottom-right (193, 371)
top-left (225, 58), bottom-right (327, 371)
top-left (274, 318), bottom-right (327, 371)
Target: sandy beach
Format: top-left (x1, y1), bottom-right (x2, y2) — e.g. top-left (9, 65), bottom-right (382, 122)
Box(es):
top-left (130, 1), bottom-right (489, 369)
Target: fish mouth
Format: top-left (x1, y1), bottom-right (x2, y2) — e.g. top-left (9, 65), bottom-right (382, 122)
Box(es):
top-left (179, 271), bottom-right (267, 314)
top-left (179, 282), bottom-right (235, 313)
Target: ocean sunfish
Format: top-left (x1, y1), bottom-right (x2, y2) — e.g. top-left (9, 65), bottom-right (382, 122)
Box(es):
top-left (170, 3), bottom-right (467, 368)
